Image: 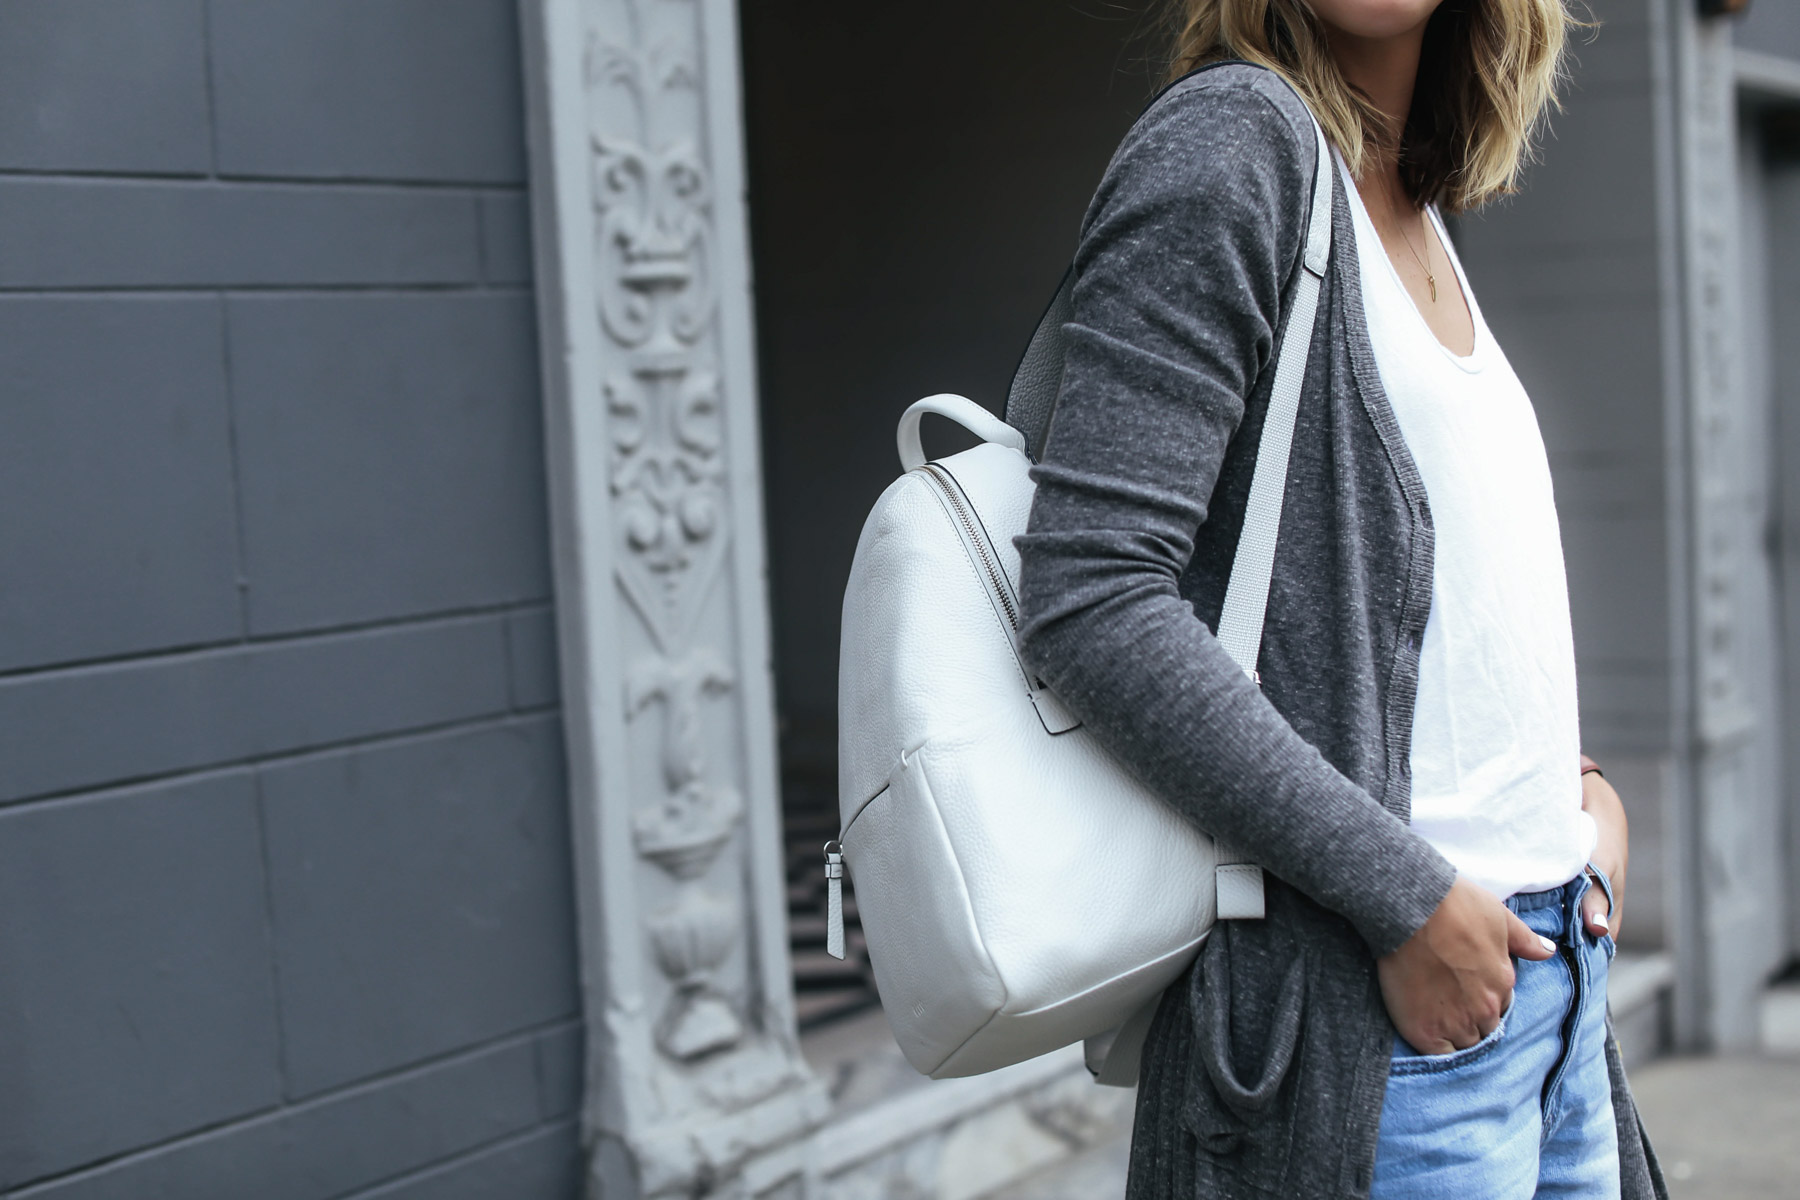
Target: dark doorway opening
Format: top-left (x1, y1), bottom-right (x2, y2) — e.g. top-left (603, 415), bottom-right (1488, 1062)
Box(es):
top-left (1754, 104), bottom-right (1800, 977)
top-left (740, 2), bottom-right (1163, 1028)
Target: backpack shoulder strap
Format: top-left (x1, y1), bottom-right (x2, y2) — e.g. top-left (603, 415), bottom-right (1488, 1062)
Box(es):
top-left (1004, 266), bottom-right (1074, 464)
top-left (1213, 115), bottom-right (1333, 677)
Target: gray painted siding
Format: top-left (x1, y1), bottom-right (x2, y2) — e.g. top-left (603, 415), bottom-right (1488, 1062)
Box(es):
top-left (0, 3), bottom-right (580, 1197)
top-left (0, 0), bottom-right (213, 174)
top-left (227, 293), bottom-right (552, 634)
top-left (1736, 4), bottom-right (1800, 61)
top-left (0, 296), bottom-right (243, 668)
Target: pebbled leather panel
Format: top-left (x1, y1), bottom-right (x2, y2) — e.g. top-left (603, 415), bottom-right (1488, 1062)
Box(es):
top-left (838, 466), bottom-right (1024, 816)
top-left (842, 757), bottom-right (1007, 1076)
top-left (911, 731), bottom-right (1216, 1009)
top-left (932, 930), bottom-right (1207, 1078)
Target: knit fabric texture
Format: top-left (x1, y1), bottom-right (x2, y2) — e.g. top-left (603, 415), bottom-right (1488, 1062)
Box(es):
top-left (1013, 63), bottom-right (1666, 1200)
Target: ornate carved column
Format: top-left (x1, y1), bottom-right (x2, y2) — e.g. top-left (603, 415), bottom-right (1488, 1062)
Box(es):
top-left (518, 0), bottom-right (827, 1193)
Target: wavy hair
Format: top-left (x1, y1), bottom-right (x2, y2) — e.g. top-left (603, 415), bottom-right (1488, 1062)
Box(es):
top-left (1164, 0), bottom-right (1578, 212)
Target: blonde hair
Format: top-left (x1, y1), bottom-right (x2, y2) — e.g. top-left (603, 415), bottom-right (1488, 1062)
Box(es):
top-left (1164, 0), bottom-right (1578, 212)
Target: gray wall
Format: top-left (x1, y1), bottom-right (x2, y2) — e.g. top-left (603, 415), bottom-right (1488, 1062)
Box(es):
top-left (0, 2), bottom-right (582, 1195)
top-left (1736, 2), bottom-right (1800, 59)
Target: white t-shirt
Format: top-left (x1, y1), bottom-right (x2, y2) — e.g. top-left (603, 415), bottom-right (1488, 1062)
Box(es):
top-left (1336, 153), bottom-right (1596, 899)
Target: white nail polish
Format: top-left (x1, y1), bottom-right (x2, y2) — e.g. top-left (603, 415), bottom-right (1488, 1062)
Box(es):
top-left (1539, 935), bottom-right (1556, 953)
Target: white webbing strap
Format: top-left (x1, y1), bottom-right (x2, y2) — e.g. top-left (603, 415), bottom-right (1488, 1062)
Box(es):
top-left (1210, 116), bottom-right (1334, 921)
top-left (1215, 116), bottom-right (1333, 674)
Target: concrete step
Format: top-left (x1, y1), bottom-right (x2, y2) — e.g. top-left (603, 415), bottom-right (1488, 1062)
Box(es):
top-left (801, 1008), bottom-right (1133, 1199)
top-left (979, 1131), bottom-right (1131, 1200)
top-left (1609, 950), bottom-right (1676, 1069)
top-left (1758, 980), bottom-right (1800, 1053)
top-left (1627, 1052), bottom-right (1800, 1198)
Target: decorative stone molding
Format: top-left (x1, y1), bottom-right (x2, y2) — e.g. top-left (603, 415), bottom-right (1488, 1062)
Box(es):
top-left (1680, 21), bottom-right (1752, 749)
top-left (520, 0), bottom-right (827, 1193)
top-left (630, 648), bottom-right (746, 1061)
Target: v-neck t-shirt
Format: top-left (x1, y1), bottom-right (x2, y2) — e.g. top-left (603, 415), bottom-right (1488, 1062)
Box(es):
top-left (1336, 151), bottom-right (1596, 899)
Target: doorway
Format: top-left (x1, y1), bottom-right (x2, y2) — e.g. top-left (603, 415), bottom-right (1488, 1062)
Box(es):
top-left (1729, 101), bottom-right (1800, 1020)
top-left (739, 1), bottom-right (1163, 1028)
top-left (1756, 107), bottom-right (1800, 976)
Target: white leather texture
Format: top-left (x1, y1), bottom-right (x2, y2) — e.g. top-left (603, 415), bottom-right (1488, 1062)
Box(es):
top-left (838, 398), bottom-right (1218, 1079)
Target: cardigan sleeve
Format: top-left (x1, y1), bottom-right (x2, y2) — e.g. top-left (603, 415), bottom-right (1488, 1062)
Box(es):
top-left (1013, 76), bottom-right (1456, 957)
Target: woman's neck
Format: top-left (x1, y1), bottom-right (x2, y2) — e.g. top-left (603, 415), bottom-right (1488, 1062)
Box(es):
top-left (1325, 11), bottom-right (1477, 354)
top-left (1324, 18), bottom-right (1430, 199)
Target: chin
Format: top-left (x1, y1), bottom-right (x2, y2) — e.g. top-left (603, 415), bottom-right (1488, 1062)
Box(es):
top-left (1308, 0), bottom-right (1444, 39)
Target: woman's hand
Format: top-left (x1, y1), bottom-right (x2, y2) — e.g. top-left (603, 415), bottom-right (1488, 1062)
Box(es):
top-left (1581, 769), bottom-right (1629, 939)
top-left (1376, 876), bottom-right (1557, 1054)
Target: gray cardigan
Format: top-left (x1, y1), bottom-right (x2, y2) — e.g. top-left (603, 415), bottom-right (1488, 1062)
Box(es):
top-left (1013, 64), bottom-right (1665, 1200)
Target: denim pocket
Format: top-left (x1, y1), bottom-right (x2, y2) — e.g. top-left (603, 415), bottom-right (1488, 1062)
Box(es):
top-left (1389, 997), bottom-right (1512, 1077)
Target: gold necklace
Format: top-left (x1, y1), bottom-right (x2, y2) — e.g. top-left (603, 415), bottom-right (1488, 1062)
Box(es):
top-left (1396, 213), bottom-right (1438, 304)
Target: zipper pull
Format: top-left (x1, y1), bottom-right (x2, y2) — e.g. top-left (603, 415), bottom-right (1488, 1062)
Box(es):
top-left (824, 840), bottom-right (846, 960)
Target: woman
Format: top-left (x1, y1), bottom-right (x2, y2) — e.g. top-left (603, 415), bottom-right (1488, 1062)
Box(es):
top-left (1012, 1), bottom-right (1664, 1197)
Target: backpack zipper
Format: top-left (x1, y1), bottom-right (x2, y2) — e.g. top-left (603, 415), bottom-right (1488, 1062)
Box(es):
top-left (918, 461), bottom-right (1019, 631)
top-left (915, 460), bottom-right (1079, 733)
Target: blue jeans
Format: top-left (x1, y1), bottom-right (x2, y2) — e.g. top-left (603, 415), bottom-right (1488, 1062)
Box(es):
top-left (1371, 870), bottom-right (1620, 1199)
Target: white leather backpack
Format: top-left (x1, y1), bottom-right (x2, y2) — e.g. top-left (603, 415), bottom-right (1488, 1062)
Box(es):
top-left (830, 112), bottom-right (1333, 1085)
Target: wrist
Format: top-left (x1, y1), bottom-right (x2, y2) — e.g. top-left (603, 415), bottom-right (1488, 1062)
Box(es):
top-left (1365, 845), bottom-right (1458, 959)
top-left (1580, 781), bottom-right (1628, 878)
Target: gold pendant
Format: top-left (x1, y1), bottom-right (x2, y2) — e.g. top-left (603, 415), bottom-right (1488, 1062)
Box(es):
top-left (1428, 274), bottom-right (1438, 303)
